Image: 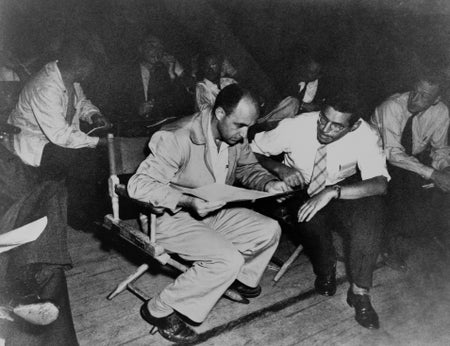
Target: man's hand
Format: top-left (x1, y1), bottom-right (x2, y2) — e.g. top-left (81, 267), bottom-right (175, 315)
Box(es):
top-left (138, 101), bottom-right (154, 118)
top-left (298, 187), bottom-right (337, 222)
top-left (265, 180), bottom-right (291, 193)
top-left (91, 114), bottom-right (112, 130)
top-left (276, 165), bottom-right (306, 189)
top-left (431, 169), bottom-right (450, 192)
top-left (181, 196), bottom-right (226, 218)
top-left (265, 180), bottom-right (292, 203)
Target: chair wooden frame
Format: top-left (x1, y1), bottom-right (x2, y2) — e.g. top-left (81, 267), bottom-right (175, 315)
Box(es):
top-left (103, 134), bottom-right (244, 302)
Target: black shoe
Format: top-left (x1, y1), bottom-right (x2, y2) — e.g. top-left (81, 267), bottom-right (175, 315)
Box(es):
top-left (140, 304), bottom-right (198, 343)
top-left (230, 280), bottom-right (262, 298)
top-left (314, 266), bottom-right (336, 296)
top-left (346, 288), bottom-right (380, 329)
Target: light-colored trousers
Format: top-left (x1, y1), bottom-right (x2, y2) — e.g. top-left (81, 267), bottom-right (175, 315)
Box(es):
top-left (154, 206), bottom-right (281, 322)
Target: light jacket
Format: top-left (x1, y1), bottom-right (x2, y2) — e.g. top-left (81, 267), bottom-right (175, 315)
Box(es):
top-left (128, 109), bottom-right (277, 212)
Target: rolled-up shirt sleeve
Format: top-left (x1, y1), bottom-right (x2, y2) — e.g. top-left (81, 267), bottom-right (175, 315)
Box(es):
top-left (372, 101), bottom-right (433, 179)
top-left (127, 131), bottom-right (184, 212)
top-left (357, 125), bottom-right (390, 181)
top-left (31, 85), bottom-right (99, 148)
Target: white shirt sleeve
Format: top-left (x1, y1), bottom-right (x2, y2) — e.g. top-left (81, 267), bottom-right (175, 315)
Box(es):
top-left (195, 83), bottom-right (214, 112)
top-left (356, 125), bottom-right (390, 181)
top-left (372, 101), bottom-right (434, 179)
top-left (31, 85), bottom-right (99, 148)
top-left (251, 118), bottom-right (294, 156)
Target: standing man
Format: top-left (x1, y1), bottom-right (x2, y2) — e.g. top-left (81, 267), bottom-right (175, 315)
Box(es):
top-left (8, 38), bottom-right (111, 230)
top-left (128, 84), bottom-right (288, 343)
top-left (371, 69), bottom-right (450, 265)
top-left (251, 91), bottom-right (390, 329)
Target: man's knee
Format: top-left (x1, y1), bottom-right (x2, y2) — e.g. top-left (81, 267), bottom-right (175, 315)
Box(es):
top-left (265, 218), bottom-right (282, 244)
top-left (218, 248), bottom-right (245, 275)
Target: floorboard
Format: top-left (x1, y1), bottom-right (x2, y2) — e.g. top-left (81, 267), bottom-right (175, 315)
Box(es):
top-left (66, 225), bottom-right (450, 346)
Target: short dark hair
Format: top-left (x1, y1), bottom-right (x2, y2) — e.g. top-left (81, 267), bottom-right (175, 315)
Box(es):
top-left (58, 38), bottom-right (101, 71)
top-left (416, 66), bottom-right (445, 91)
top-left (212, 84), bottom-right (259, 115)
top-left (322, 90), bottom-right (361, 126)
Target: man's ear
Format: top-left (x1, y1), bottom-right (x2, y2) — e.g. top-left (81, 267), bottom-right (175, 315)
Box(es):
top-left (349, 119), bottom-right (361, 132)
top-left (215, 107), bottom-right (226, 121)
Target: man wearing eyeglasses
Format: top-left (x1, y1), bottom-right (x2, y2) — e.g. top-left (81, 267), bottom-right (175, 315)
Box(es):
top-left (251, 91), bottom-right (390, 330)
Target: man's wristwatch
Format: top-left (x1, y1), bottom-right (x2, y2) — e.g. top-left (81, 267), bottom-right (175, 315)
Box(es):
top-left (331, 185), bottom-right (341, 199)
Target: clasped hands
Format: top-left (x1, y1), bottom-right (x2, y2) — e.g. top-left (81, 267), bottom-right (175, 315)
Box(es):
top-left (430, 167), bottom-right (450, 192)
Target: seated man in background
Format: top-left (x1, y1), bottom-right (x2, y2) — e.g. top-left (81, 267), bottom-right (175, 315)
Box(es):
top-left (371, 68), bottom-right (450, 266)
top-left (109, 34), bottom-right (193, 134)
top-left (195, 52), bottom-right (237, 111)
top-left (249, 53), bottom-right (325, 139)
top-left (128, 84), bottom-right (288, 343)
top-left (0, 143), bottom-right (78, 346)
top-left (252, 91), bottom-right (389, 330)
top-left (8, 38), bottom-right (111, 230)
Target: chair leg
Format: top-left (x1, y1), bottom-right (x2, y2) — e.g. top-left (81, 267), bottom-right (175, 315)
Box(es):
top-left (107, 264), bottom-right (149, 300)
top-left (273, 244), bottom-right (304, 284)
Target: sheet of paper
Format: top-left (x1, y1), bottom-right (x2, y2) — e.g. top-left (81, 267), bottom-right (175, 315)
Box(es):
top-left (173, 183), bottom-right (291, 203)
top-left (0, 217), bottom-right (47, 254)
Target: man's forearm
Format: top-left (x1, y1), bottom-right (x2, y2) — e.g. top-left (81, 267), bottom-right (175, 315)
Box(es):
top-left (254, 153), bottom-right (286, 177)
top-left (338, 176), bottom-right (388, 200)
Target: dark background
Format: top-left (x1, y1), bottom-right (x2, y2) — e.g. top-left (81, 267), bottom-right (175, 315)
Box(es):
top-left (1, 0), bottom-right (449, 117)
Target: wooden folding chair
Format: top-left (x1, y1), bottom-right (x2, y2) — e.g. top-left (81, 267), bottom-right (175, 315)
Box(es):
top-left (103, 134), bottom-right (244, 302)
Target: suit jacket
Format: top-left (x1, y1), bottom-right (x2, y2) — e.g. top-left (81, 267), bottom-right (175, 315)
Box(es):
top-left (109, 62), bottom-right (193, 122)
top-left (128, 109), bottom-right (277, 212)
top-left (8, 61), bottom-right (99, 166)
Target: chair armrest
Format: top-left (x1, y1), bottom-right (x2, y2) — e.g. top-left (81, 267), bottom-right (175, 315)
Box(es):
top-left (115, 184), bottom-right (165, 215)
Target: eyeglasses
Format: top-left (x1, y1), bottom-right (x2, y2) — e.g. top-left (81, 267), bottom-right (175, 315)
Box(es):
top-left (317, 111), bottom-right (347, 132)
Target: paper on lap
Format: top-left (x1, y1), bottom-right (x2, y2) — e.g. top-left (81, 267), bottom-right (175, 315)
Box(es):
top-left (172, 183), bottom-right (292, 203)
top-left (0, 217), bottom-right (47, 254)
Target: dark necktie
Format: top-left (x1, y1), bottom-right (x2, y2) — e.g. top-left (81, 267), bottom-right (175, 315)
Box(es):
top-left (400, 113), bottom-right (418, 156)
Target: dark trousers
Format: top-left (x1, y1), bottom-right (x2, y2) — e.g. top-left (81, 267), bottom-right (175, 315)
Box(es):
top-left (386, 164), bottom-right (448, 241)
top-left (0, 145), bottom-right (78, 345)
top-left (300, 195), bottom-right (384, 289)
top-left (39, 142), bottom-right (108, 227)
top-left (257, 176), bottom-right (385, 289)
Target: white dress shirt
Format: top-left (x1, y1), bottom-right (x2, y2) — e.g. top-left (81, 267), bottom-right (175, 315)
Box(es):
top-left (298, 79), bottom-right (318, 103)
top-left (195, 77), bottom-right (237, 111)
top-left (8, 61), bottom-right (99, 166)
top-left (371, 92), bottom-right (450, 179)
top-left (251, 112), bottom-right (390, 185)
top-left (207, 118), bottom-right (229, 184)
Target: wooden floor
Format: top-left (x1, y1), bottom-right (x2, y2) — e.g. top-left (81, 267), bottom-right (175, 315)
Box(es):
top-left (66, 225), bottom-right (450, 346)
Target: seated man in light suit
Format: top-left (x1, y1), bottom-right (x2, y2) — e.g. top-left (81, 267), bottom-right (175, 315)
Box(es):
top-left (252, 91), bottom-right (390, 330)
top-left (128, 84), bottom-right (288, 343)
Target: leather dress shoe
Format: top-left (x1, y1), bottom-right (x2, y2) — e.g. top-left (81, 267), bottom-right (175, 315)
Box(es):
top-left (140, 304), bottom-right (198, 343)
top-left (346, 288), bottom-right (380, 329)
top-left (314, 266), bottom-right (336, 296)
top-left (230, 280), bottom-right (262, 298)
